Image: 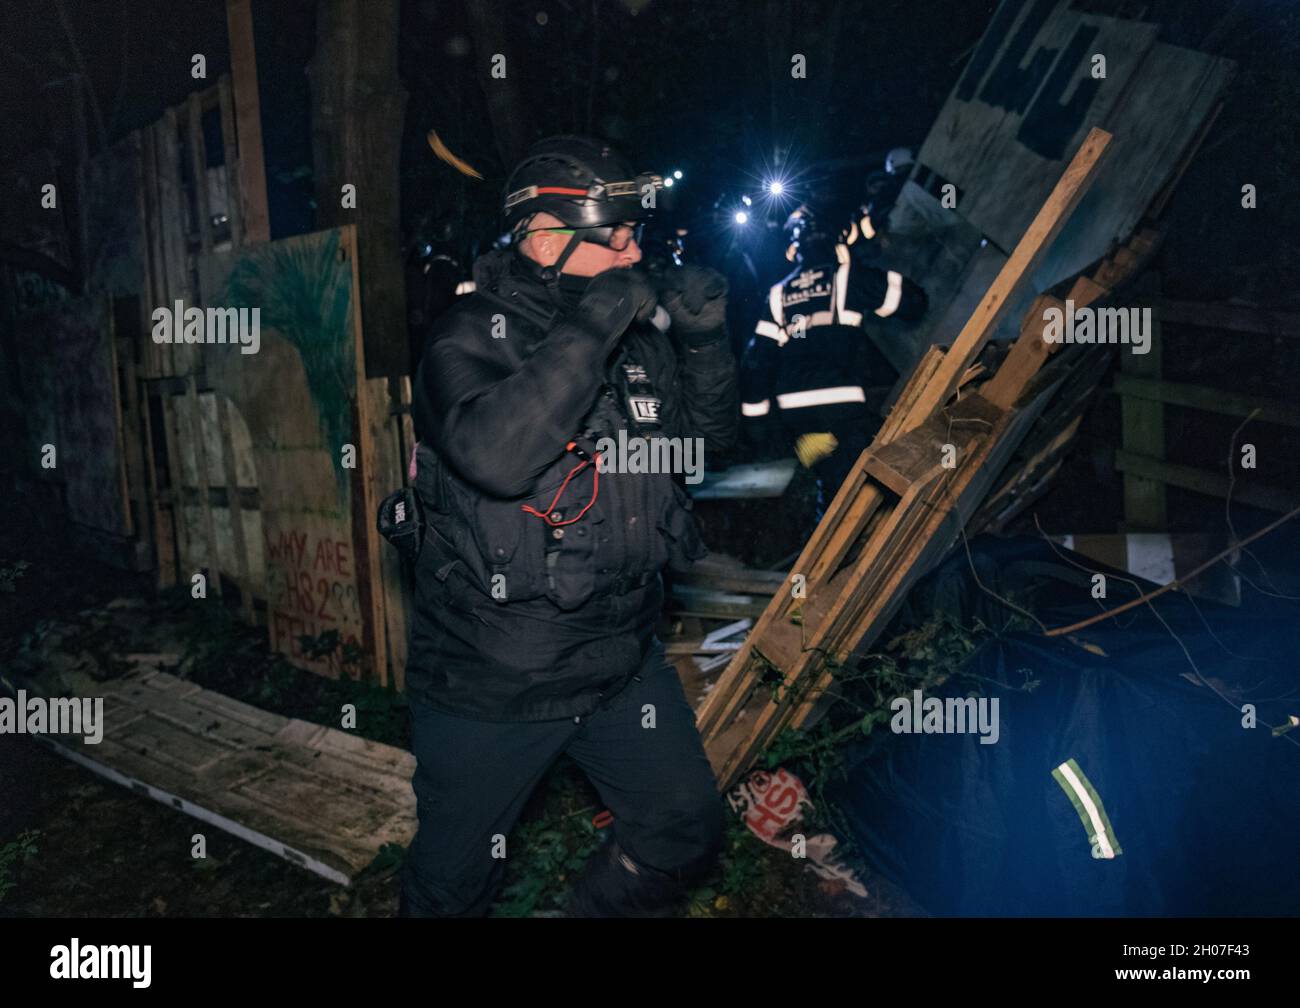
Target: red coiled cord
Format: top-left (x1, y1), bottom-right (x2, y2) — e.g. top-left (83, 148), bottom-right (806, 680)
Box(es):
top-left (520, 441), bottom-right (601, 526)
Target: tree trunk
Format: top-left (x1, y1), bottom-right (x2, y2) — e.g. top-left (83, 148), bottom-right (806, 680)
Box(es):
top-left (463, 0), bottom-right (533, 170)
top-left (309, 0), bottom-right (410, 378)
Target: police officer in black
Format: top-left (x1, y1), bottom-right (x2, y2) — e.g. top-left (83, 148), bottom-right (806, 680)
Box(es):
top-left (740, 201), bottom-right (927, 517)
top-left (400, 136), bottom-right (738, 917)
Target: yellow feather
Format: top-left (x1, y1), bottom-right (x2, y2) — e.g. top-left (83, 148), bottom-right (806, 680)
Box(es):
top-left (426, 129), bottom-right (483, 180)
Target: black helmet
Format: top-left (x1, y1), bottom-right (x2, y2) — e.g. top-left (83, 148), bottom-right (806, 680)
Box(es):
top-left (782, 203), bottom-right (839, 262)
top-left (503, 135), bottom-right (662, 233)
top-left (782, 204), bottom-right (820, 243)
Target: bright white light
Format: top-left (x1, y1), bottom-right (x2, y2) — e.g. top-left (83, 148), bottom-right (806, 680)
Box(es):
top-left (663, 176), bottom-right (674, 187)
top-left (734, 211), bottom-right (749, 224)
top-left (741, 194), bottom-right (752, 206)
top-left (767, 180), bottom-right (784, 195)
top-left (673, 169), bottom-right (683, 179)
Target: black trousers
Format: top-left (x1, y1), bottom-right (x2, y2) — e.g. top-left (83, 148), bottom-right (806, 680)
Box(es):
top-left (782, 401), bottom-right (876, 521)
top-left (398, 639), bottom-right (725, 917)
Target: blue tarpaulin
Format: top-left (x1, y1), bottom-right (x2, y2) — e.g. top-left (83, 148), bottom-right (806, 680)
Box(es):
top-left (826, 535), bottom-right (1300, 916)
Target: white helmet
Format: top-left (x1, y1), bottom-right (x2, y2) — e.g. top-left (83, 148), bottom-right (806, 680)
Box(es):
top-left (885, 146), bottom-right (915, 175)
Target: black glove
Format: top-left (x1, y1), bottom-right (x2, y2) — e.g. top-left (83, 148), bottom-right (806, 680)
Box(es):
top-left (656, 264), bottom-right (728, 337)
top-left (577, 267), bottom-right (659, 354)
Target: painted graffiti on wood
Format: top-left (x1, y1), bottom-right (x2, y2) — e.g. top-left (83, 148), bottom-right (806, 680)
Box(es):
top-left (264, 518), bottom-right (364, 678)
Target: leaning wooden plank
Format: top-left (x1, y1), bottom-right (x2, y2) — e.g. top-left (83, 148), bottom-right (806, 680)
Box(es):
top-left (710, 470), bottom-right (947, 783)
top-left (186, 377), bottom-right (223, 596)
top-left (226, 0), bottom-right (271, 243)
top-left (693, 486), bottom-right (883, 737)
top-left (789, 396), bottom-right (1049, 735)
top-left (723, 412), bottom-right (999, 780)
top-left (345, 228), bottom-right (389, 686)
top-left (729, 389), bottom-right (1039, 775)
top-left (154, 110), bottom-right (188, 376)
top-left (217, 75), bottom-right (244, 249)
top-left (901, 127), bottom-right (1113, 432)
top-left (216, 395), bottom-right (254, 620)
top-left (365, 377), bottom-right (409, 689)
top-left (694, 476), bottom-right (886, 735)
top-left (187, 92), bottom-right (214, 255)
top-left (878, 345), bottom-right (945, 442)
top-left (706, 345), bottom-right (1009, 764)
top-left (159, 392), bottom-right (194, 579)
top-left (136, 125), bottom-right (166, 378)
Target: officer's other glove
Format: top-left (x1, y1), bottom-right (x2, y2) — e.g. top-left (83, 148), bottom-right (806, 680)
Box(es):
top-left (578, 267), bottom-right (659, 354)
top-left (795, 431), bottom-right (839, 469)
top-left (656, 264), bottom-right (728, 339)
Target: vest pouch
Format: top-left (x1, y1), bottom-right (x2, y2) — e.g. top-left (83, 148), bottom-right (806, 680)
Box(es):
top-left (542, 511), bottom-right (599, 612)
top-left (471, 496), bottom-right (531, 601)
top-left (415, 531), bottom-right (489, 626)
top-left (531, 460), bottom-right (602, 611)
top-left (412, 441), bottom-right (451, 515)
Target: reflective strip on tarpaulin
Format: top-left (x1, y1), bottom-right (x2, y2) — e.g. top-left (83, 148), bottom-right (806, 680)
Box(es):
top-left (1052, 757), bottom-right (1122, 859)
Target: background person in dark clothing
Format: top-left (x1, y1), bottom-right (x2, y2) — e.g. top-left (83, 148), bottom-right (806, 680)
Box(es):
top-left (739, 201), bottom-right (927, 518)
top-left (400, 136), bottom-right (738, 917)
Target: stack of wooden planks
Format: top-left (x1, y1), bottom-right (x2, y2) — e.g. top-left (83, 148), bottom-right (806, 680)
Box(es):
top-left (696, 127), bottom-right (1165, 789)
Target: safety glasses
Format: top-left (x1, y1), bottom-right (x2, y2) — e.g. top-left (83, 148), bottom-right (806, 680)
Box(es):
top-left (524, 222), bottom-right (644, 251)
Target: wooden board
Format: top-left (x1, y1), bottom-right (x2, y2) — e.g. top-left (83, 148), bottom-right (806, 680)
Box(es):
top-left (916, 0), bottom-right (1231, 290)
top-left (1114, 374), bottom-right (1300, 430)
top-left (1114, 451), bottom-right (1296, 514)
top-left (921, 0), bottom-right (1157, 256)
top-left (900, 126), bottom-right (1112, 430)
top-left (1120, 272), bottom-right (1166, 529)
top-left (194, 226), bottom-right (380, 679)
top-left (884, 1), bottom-right (1233, 372)
top-left (35, 668), bottom-right (415, 884)
top-left (225, 0), bottom-right (270, 244)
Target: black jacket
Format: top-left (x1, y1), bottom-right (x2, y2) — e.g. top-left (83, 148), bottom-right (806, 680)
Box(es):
top-left (739, 243), bottom-right (926, 434)
top-left (406, 249), bottom-right (739, 721)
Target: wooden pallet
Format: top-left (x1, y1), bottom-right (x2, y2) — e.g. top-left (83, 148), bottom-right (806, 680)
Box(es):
top-left (697, 127), bottom-right (1163, 790)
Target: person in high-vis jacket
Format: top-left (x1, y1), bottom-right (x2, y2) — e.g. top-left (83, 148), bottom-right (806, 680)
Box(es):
top-left (400, 136), bottom-right (737, 917)
top-left (740, 202), bottom-right (927, 515)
